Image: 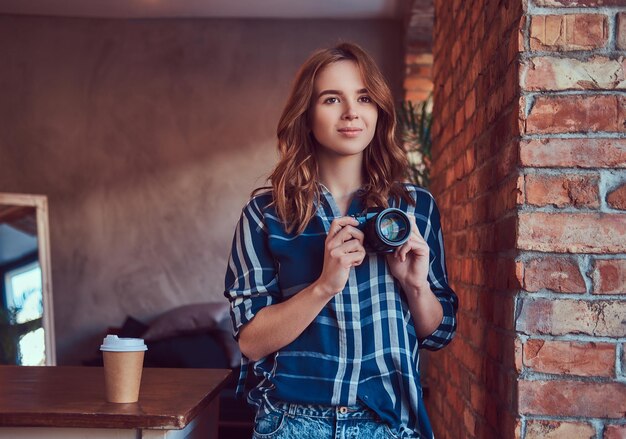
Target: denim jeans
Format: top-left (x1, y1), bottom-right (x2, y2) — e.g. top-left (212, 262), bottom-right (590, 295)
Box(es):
top-left (252, 397), bottom-right (400, 439)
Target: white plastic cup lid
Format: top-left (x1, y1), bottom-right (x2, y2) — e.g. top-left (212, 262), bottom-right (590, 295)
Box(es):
top-left (100, 334), bottom-right (148, 352)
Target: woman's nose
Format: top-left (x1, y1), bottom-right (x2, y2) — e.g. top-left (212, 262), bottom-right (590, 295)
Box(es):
top-left (342, 105), bottom-right (358, 120)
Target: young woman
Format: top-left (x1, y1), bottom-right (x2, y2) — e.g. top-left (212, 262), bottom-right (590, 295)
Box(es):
top-left (224, 42), bottom-right (458, 439)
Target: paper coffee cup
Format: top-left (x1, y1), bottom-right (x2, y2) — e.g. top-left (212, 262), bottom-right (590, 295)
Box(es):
top-left (100, 335), bottom-right (148, 403)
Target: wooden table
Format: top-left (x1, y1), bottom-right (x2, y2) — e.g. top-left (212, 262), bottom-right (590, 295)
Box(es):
top-left (0, 366), bottom-right (232, 438)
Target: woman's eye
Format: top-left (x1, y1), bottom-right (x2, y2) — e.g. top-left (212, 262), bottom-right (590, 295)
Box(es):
top-left (323, 97), bottom-right (339, 104)
top-left (358, 95), bottom-right (373, 103)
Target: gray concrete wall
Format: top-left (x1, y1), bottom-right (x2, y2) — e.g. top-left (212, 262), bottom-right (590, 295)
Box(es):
top-left (0, 14), bottom-right (404, 364)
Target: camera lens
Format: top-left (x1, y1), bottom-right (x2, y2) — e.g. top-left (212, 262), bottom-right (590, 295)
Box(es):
top-left (360, 208), bottom-right (411, 253)
top-left (378, 211), bottom-right (409, 243)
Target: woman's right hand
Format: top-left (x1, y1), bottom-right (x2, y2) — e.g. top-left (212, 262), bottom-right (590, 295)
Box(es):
top-left (315, 217), bottom-right (366, 298)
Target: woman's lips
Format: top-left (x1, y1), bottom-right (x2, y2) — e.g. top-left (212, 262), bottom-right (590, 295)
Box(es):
top-left (337, 127), bottom-right (363, 138)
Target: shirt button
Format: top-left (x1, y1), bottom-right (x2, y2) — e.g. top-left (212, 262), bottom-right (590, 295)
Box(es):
top-left (339, 407), bottom-right (348, 414)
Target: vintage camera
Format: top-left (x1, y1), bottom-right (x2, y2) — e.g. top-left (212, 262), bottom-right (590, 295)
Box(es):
top-left (352, 208), bottom-right (411, 253)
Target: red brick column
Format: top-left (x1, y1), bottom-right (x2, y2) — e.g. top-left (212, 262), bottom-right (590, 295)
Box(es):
top-left (428, 1), bottom-right (524, 437)
top-left (516, 2), bottom-right (626, 438)
top-left (422, 0), bottom-right (626, 438)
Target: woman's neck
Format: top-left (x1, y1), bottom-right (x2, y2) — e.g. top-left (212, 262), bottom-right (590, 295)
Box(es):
top-left (318, 153), bottom-right (364, 215)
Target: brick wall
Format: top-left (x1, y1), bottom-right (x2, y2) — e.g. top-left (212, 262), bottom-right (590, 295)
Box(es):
top-left (427, 0), bottom-right (524, 437)
top-left (516, 1), bottom-right (626, 438)
top-left (405, 45), bottom-right (433, 103)
top-left (417, 0), bottom-right (626, 438)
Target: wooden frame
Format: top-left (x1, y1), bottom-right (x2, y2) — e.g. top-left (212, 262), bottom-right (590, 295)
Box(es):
top-left (0, 193), bottom-right (56, 365)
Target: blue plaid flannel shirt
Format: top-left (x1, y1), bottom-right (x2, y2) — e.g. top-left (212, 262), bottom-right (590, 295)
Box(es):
top-left (224, 183), bottom-right (458, 439)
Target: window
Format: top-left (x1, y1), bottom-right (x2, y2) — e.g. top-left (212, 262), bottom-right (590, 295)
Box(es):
top-left (4, 260), bottom-right (45, 365)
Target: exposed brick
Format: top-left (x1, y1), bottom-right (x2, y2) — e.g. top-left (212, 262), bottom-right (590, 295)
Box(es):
top-left (486, 323), bottom-right (517, 364)
top-left (518, 212), bottom-right (626, 253)
top-left (535, 0), bottom-right (626, 5)
top-left (465, 89), bottom-right (476, 120)
top-left (450, 335), bottom-right (483, 379)
top-left (524, 95), bottom-right (624, 134)
top-left (525, 420), bottom-right (595, 439)
top-left (495, 215), bottom-right (518, 253)
top-left (459, 313), bottom-right (487, 349)
top-left (516, 298), bottom-right (626, 337)
top-left (454, 106), bottom-right (464, 136)
top-left (518, 379), bottom-right (626, 417)
top-left (500, 408), bottom-right (520, 439)
top-left (522, 56), bottom-right (626, 91)
top-left (406, 53), bottom-right (433, 65)
top-left (524, 173), bottom-right (600, 208)
top-left (426, 1), bottom-right (626, 437)
top-left (495, 138), bottom-right (520, 182)
top-left (405, 65), bottom-right (432, 78)
top-left (607, 183), bottom-right (626, 210)
top-left (463, 406), bottom-right (477, 436)
top-left (403, 76), bottom-right (434, 92)
top-left (530, 14), bottom-right (608, 51)
top-left (522, 256), bottom-right (586, 293)
top-left (405, 90), bottom-right (431, 103)
top-left (428, 0), bottom-right (626, 436)
top-left (523, 339), bottom-right (615, 377)
top-left (591, 259), bottom-right (626, 294)
top-left (515, 418), bottom-right (522, 439)
top-left (520, 138), bottom-right (626, 168)
top-left (619, 95), bottom-right (626, 132)
top-left (619, 13), bottom-right (626, 51)
top-left (604, 424), bottom-right (626, 439)
top-left (515, 337), bottom-right (524, 373)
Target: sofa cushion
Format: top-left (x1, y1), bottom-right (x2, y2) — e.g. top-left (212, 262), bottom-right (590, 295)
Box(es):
top-left (143, 302), bottom-right (230, 341)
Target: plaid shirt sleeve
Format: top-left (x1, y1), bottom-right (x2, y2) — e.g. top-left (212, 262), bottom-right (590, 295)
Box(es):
top-left (416, 192), bottom-right (459, 351)
top-left (224, 195), bottom-right (280, 339)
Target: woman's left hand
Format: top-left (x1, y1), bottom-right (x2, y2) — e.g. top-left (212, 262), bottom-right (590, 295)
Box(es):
top-left (385, 215), bottom-right (431, 294)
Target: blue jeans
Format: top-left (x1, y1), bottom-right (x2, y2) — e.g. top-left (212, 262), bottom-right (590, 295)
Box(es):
top-left (252, 397), bottom-right (400, 439)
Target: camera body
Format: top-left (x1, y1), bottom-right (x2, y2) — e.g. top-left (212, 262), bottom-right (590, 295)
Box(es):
top-left (352, 208), bottom-right (411, 253)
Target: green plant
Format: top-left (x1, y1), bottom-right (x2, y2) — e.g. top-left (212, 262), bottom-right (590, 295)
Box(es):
top-left (397, 96), bottom-right (433, 188)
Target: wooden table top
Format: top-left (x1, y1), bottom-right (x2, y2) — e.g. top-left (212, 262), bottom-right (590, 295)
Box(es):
top-left (0, 366), bottom-right (232, 429)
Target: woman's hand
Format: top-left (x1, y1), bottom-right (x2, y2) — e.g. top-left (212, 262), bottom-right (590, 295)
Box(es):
top-left (238, 216), bottom-right (365, 360)
top-left (386, 215), bottom-right (431, 295)
top-left (315, 217), bottom-right (366, 298)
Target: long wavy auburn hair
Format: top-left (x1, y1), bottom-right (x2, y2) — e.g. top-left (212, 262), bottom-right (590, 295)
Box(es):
top-left (260, 42), bottom-right (414, 234)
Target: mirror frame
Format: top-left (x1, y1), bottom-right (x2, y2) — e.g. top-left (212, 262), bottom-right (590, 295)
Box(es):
top-left (0, 193), bottom-right (56, 365)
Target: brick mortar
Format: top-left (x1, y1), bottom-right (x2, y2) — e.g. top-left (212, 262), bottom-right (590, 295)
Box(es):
top-left (521, 168), bottom-right (603, 175)
top-left (518, 291), bottom-right (626, 301)
top-left (522, 90), bottom-right (626, 96)
top-left (521, 132), bottom-right (626, 139)
top-left (520, 51), bottom-right (626, 60)
top-left (519, 370), bottom-right (623, 383)
top-left (520, 50), bottom-right (626, 65)
top-left (517, 332), bottom-right (626, 343)
top-left (522, 415), bottom-right (626, 423)
top-left (517, 204), bottom-right (626, 213)
top-left (516, 251), bottom-right (626, 259)
top-left (526, 3), bottom-right (626, 15)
